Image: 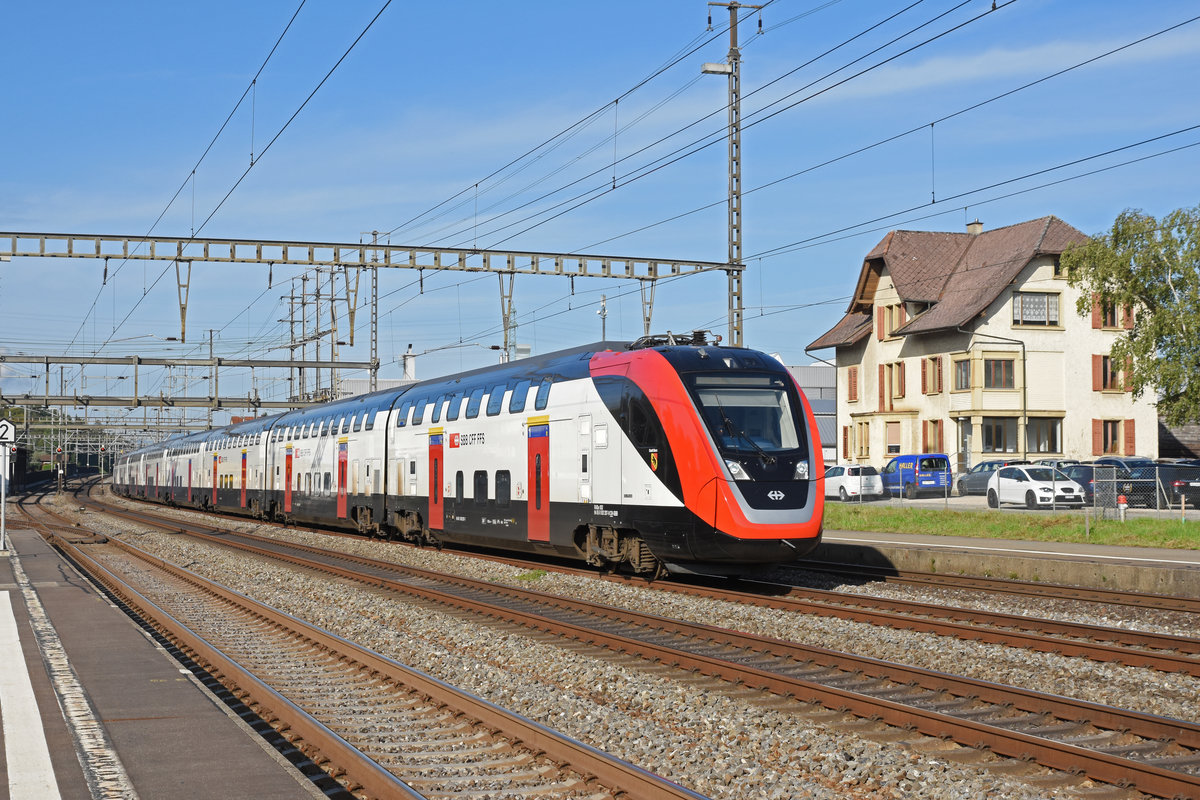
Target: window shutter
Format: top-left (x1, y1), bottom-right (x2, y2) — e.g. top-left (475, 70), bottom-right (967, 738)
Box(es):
top-left (842, 426), bottom-right (850, 459)
top-left (1124, 418), bottom-right (1136, 456)
top-left (878, 364), bottom-right (886, 411)
top-left (922, 421), bottom-right (928, 453)
top-left (848, 366), bottom-right (858, 401)
top-left (1092, 419), bottom-right (1103, 456)
top-left (898, 304), bottom-right (907, 327)
top-left (897, 361), bottom-right (905, 398)
top-left (921, 359), bottom-right (928, 394)
top-left (1092, 355), bottom-right (1103, 392)
top-left (1124, 356), bottom-right (1133, 392)
top-left (936, 357), bottom-right (944, 393)
top-left (1122, 305), bottom-right (1134, 329)
top-left (937, 420), bottom-right (945, 453)
top-left (1091, 295), bottom-right (1102, 329)
top-left (877, 307), bottom-right (885, 340)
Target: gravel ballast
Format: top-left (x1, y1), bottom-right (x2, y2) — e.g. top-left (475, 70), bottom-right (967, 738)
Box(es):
top-left (67, 494), bottom-right (1199, 799)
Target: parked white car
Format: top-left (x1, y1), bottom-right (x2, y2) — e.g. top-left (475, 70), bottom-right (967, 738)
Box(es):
top-left (824, 464), bottom-right (884, 501)
top-left (986, 465), bottom-right (1085, 509)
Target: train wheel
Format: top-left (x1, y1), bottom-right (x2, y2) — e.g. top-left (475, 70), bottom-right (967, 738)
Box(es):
top-left (987, 489), bottom-right (998, 508)
top-left (1025, 491), bottom-right (1038, 510)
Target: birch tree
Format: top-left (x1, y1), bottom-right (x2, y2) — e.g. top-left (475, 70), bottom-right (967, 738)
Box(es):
top-left (1064, 205), bottom-right (1200, 425)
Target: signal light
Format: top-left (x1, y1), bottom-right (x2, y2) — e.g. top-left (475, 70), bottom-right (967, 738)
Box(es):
top-left (100, 445), bottom-right (106, 452)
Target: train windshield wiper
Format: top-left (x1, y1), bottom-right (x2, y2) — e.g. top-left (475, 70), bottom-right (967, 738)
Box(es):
top-left (714, 397), bottom-right (776, 465)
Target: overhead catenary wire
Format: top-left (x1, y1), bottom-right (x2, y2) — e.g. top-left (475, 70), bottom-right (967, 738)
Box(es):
top-left (573, 12), bottom-right (1200, 253)
top-left (60, 1), bottom-right (309, 361)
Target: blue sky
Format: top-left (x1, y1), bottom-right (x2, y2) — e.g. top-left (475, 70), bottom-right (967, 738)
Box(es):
top-left (2, 0), bottom-right (1198, 421)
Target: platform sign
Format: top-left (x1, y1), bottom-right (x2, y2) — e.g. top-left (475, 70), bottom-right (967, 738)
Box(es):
top-left (0, 418), bottom-right (12, 551)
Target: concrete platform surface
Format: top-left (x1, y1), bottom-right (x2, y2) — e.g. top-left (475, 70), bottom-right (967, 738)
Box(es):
top-left (1, 528), bottom-right (325, 800)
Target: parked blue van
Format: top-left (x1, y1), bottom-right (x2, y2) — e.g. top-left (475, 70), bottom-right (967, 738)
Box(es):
top-left (880, 453), bottom-right (953, 498)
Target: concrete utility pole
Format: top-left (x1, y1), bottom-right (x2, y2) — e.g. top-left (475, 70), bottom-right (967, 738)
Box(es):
top-left (704, 2), bottom-right (761, 348)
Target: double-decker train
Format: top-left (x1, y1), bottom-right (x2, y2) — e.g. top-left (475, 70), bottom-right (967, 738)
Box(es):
top-left (113, 334), bottom-right (824, 576)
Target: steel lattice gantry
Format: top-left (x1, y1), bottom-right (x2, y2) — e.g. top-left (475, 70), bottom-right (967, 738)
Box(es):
top-left (0, 231), bottom-right (741, 344)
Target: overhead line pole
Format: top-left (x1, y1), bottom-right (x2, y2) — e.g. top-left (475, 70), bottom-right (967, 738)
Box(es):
top-left (705, 2), bottom-right (759, 348)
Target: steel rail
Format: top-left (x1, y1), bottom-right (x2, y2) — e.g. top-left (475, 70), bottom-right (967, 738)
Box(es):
top-left (85, 499), bottom-right (1200, 799)
top-left (43, 534), bottom-right (418, 799)
top-left (36, 506), bottom-right (706, 800)
top-left (795, 560), bottom-right (1200, 613)
top-left (88, 490), bottom-right (1200, 676)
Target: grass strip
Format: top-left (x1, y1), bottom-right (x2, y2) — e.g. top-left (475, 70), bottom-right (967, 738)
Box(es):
top-left (824, 503), bottom-right (1200, 550)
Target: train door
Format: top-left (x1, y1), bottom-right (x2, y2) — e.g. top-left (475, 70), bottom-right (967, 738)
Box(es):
top-left (527, 417), bottom-right (549, 542)
top-left (240, 449), bottom-right (248, 508)
top-left (187, 460), bottom-right (193, 504)
top-left (284, 444), bottom-right (293, 513)
top-left (212, 453), bottom-right (218, 505)
top-left (428, 429), bottom-right (443, 530)
top-left (577, 414), bottom-right (592, 503)
top-left (155, 464), bottom-right (159, 498)
top-left (337, 440), bottom-right (348, 518)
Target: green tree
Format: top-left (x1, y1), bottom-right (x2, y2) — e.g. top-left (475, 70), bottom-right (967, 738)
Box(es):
top-left (1063, 205), bottom-right (1200, 425)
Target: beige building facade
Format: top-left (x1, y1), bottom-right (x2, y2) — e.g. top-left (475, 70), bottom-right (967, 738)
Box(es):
top-left (808, 217), bottom-right (1157, 472)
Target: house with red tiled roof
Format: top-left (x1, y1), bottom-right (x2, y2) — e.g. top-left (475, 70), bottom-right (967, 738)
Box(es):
top-left (807, 216), bottom-right (1157, 474)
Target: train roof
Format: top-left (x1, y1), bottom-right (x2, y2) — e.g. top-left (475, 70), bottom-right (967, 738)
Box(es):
top-left (116, 335), bottom-right (768, 462)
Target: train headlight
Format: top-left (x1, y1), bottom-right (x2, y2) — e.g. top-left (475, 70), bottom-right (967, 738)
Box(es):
top-left (794, 461), bottom-right (810, 480)
top-left (725, 459), bottom-right (753, 481)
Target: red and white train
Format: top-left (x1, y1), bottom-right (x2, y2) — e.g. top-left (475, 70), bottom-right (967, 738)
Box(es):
top-left (114, 334), bottom-right (824, 576)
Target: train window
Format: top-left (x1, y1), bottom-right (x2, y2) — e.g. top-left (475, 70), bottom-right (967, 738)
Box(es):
top-left (534, 454), bottom-right (542, 510)
top-left (412, 399), bottom-right (427, 425)
top-left (455, 471), bottom-right (464, 503)
top-left (495, 470), bottom-right (510, 507)
top-left (431, 395), bottom-right (446, 424)
top-left (324, 472), bottom-right (331, 494)
top-left (535, 378), bottom-right (552, 410)
top-left (486, 384), bottom-right (505, 416)
top-left (509, 380), bottom-right (530, 413)
top-left (466, 387), bottom-right (485, 418)
top-left (301, 425), bottom-right (308, 440)
top-left (396, 400), bottom-right (411, 427)
top-left (446, 393), bottom-right (462, 421)
top-left (473, 470), bottom-right (488, 505)
top-left (353, 414), bottom-right (363, 432)
top-left (364, 411), bottom-right (375, 431)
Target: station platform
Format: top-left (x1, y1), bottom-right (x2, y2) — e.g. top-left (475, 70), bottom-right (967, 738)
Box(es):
top-left (809, 528), bottom-right (1200, 598)
top-left (0, 526), bottom-right (326, 800)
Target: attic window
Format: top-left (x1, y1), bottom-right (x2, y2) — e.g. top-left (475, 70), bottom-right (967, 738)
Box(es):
top-left (876, 303), bottom-right (907, 339)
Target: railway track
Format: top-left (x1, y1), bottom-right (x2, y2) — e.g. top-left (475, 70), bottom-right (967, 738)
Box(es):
top-left (71, 490), bottom-right (1200, 799)
top-left (790, 560), bottom-right (1200, 614)
top-left (17, 496), bottom-right (705, 800)
top-left (86, 486), bottom-right (1200, 678)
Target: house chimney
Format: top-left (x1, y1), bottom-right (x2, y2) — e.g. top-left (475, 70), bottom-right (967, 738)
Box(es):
top-left (967, 219), bottom-right (983, 235)
top-left (402, 344), bottom-right (416, 381)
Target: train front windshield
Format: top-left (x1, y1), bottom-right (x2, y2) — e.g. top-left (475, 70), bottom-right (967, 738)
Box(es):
top-left (687, 374), bottom-right (804, 456)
